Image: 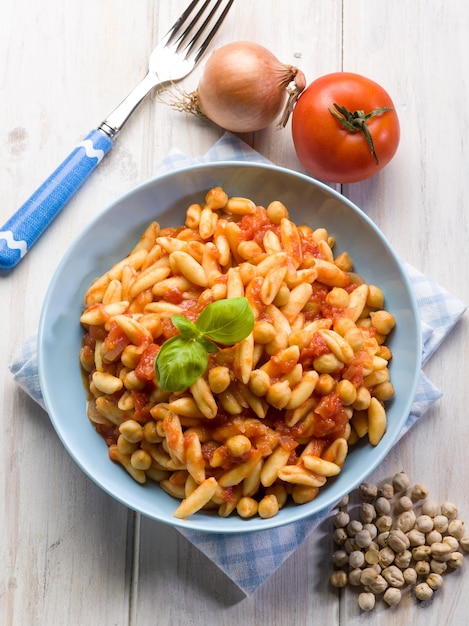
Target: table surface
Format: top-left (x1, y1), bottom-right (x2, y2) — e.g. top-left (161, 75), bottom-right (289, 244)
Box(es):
top-left (1, 1), bottom-right (468, 624)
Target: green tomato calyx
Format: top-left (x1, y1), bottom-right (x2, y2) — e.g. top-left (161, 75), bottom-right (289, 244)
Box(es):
top-left (329, 103), bottom-right (393, 164)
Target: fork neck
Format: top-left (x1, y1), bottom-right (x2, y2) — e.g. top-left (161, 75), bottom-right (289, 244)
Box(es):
top-left (98, 71), bottom-right (160, 139)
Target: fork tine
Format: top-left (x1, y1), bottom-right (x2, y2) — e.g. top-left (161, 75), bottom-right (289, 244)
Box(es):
top-left (166, 0), bottom-right (235, 62)
top-left (189, 0), bottom-right (235, 62)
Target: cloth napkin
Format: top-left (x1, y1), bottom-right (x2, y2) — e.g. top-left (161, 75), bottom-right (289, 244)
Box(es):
top-left (9, 132), bottom-right (466, 596)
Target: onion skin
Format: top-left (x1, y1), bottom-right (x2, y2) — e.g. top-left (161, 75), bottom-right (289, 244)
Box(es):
top-left (195, 41), bottom-right (305, 133)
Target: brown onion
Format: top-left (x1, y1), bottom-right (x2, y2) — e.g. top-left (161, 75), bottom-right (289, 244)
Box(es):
top-left (188, 41), bottom-right (306, 133)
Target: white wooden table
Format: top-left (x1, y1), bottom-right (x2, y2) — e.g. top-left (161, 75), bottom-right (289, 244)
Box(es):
top-left (1, 1), bottom-right (468, 624)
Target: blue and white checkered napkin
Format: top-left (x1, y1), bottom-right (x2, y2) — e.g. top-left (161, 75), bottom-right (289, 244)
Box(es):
top-left (9, 132), bottom-right (466, 595)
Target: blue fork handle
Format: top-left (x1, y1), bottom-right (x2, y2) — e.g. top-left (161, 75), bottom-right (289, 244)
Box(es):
top-left (0, 129), bottom-right (113, 270)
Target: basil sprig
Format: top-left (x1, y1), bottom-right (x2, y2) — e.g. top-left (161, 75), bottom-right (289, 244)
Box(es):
top-left (154, 297), bottom-right (254, 392)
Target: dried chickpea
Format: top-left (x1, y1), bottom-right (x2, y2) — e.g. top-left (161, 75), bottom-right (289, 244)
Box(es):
top-left (430, 559), bottom-right (447, 575)
top-left (392, 471), bottom-right (410, 493)
top-left (378, 482), bottom-right (394, 499)
top-left (358, 592), bottom-right (375, 611)
top-left (443, 536), bottom-right (460, 551)
top-left (407, 528), bottom-right (426, 547)
top-left (367, 574), bottom-right (388, 595)
top-left (411, 483), bottom-right (429, 502)
top-left (422, 499), bottom-right (440, 517)
top-left (448, 552), bottom-right (464, 569)
top-left (395, 495), bottom-right (413, 513)
top-left (459, 536), bottom-right (469, 552)
top-left (379, 546), bottom-right (396, 568)
top-left (349, 568), bottom-right (363, 586)
top-left (448, 519), bottom-right (465, 539)
top-left (375, 515), bottom-right (393, 533)
top-left (441, 501), bottom-right (458, 519)
top-left (330, 570), bottom-right (348, 588)
top-left (382, 565), bottom-right (405, 588)
top-left (394, 549), bottom-right (412, 569)
top-left (333, 528), bottom-right (348, 545)
top-left (433, 515), bottom-right (449, 533)
top-left (383, 587), bottom-right (402, 606)
top-left (394, 510), bottom-right (416, 533)
top-left (334, 511), bottom-right (350, 528)
top-left (403, 567), bottom-right (417, 585)
top-left (416, 514), bottom-right (434, 533)
top-left (426, 529), bottom-right (443, 545)
top-left (332, 550), bottom-right (349, 567)
top-left (359, 481), bottom-right (378, 501)
top-left (414, 582), bottom-right (433, 601)
top-left (414, 560), bottom-right (431, 577)
top-left (426, 573), bottom-right (444, 590)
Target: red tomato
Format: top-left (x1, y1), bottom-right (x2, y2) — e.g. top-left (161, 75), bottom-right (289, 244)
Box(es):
top-left (291, 72), bottom-right (400, 183)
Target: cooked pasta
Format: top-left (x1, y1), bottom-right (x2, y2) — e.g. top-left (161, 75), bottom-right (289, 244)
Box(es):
top-left (79, 187), bottom-right (396, 519)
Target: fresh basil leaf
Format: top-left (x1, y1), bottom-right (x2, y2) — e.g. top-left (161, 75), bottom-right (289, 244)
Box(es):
top-left (171, 314), bottom-right (198, 339)
top-left (196, 297), bottom-right (254, 345)
top-left (198, 335), bottom-right (220, 354)
top-left (154, 335), bottom-right (208, 392)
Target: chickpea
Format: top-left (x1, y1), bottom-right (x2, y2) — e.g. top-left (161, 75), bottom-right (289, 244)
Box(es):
top-left (394, 550), bottom-right (412, 569)
top-left (411, 483), bottom-right (429, 502)
top-left (379, 546), bottom-right (396, 568)
top-left (392, 471), bottom-right (410, 493)
top-left (414, 560), bottom-right (431, 577)
top-left (441, 501), bottom-right (458, 519)
top-left (422, 499), bottom-right (440, 517)
top-left (414, 582), bottom-right (433, 601)
top-left (459, 536), bottom-right (469, 552)
top-left (119, 419), bottom-right (144, 443)
top-left (426, 573), bottom-right (444, 590)
top-left (375, 496), bottom-right (392, 516)
top-left (333, 528), bottom-right (348, 545)
top-left (237, 497), bottom-right (258, 519)
top-left (433, 515), bottom-right (449, 533)
top-left (349, 550), bottom-right (365, 569)
top-left (332, 550), bottom-right (349, 568)
top-left (359, 482), bottom-right (378, 502)
top-left (348, 568), bottom-right (363, 586)
top-left (346, 520), bottom-right (363, 537)
top-left (443, 536), bottom-right (460, 551)
top-left (403, 567), bottom-right (418, 585)
top-left (382, 565), bottom-right (405, 588)
top-left (395, 495), bottom-right (413, 513)
top-left (330, 570), bottom-right (348, 588)
top-left (448, 519), bottom-right (465, 539)
top-left (226, 434), bottom-right (251, 457)
top-left (378, 482), bottom-right (394, 499)
top-left (365, 549), bottom-right (380, 565)
top-left (394, 510), bottom-right (416, 533)
top-left (383, 587), bottom-right (402, 606)
top-left (416, 514), bottom-right (434, 533)
top-left (358, 592), bottom-right (375, 612)
top-left (448, 552), bottom-right (464, 570)
top-left (355, 529), bottom-right (373, 549)
top-left (359, 503), bottom-right (377, 524)
top-left (258, 494), bottom-right (279, 519)
top-left (426, 529), bottom-right (443, 545)
top-left (333, 510), bottom-right (350, 528)
top-left (430, 559), bottom-right (447, 575)
top-left (387, 529), bottom-right (410, 554)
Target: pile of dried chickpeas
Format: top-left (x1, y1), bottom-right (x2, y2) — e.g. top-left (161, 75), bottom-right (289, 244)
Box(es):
top-left (330, 471), bottom-right (468, 610)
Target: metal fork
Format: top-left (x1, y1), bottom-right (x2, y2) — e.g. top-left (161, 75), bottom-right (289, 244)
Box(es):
top-left (0, 0), bottom-right (234, 270)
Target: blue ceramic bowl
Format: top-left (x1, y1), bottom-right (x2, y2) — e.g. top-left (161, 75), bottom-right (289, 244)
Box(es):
top-left (38, 162), bottom-right (421, 533)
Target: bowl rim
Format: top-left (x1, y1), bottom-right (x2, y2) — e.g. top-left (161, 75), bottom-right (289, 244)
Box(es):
top-left (38, 160), bottom-right (422, 533)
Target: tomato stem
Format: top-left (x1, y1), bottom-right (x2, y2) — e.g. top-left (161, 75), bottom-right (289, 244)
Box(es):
top-left (329, 103), bottom-right (393, 164)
